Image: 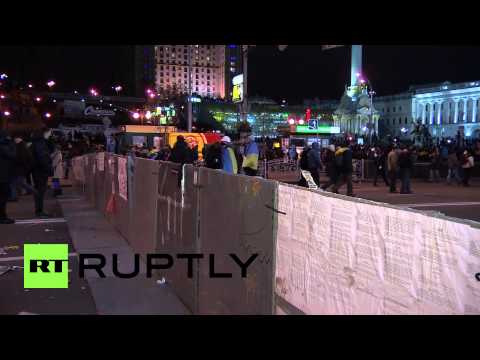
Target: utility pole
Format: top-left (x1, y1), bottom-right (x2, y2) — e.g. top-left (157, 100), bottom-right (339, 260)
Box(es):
top-left (187, 45), bottom-right (193, 132)
top-left (241, 45), bottom-right (249, 123)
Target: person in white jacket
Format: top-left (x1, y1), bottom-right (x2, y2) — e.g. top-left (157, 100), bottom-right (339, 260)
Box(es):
top-left (461, 150), bottom-right (474, 187)
top-left (51, 145), bottom-right (64, 196)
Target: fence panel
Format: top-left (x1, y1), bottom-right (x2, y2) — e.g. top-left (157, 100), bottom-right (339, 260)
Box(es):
top-left (154, 162), bottom-right (198, 313)
top-left (196, 167), bottom-right (276, 314)
top-left (129, 158), bottom-right (159, 258)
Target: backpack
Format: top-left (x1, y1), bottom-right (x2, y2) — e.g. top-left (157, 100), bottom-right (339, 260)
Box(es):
top-left (299, 148), bottom-right (311, 170)
top-left (205, 144), bottom-right (222, 169)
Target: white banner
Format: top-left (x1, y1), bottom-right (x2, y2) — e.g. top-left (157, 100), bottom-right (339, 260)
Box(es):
top-left (275, 184), bottom-right (480, 315)
top-left (117, 157), bottom-right (128, 201)
top-left (96, 152), bottom-right (105, 172)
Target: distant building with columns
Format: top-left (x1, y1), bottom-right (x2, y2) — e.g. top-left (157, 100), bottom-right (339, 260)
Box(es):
top-left (374, 80), bottom-right (480, 140)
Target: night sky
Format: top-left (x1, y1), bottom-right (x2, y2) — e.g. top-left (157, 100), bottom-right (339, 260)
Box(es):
top-left (1, 45), bottom-right (480, 104)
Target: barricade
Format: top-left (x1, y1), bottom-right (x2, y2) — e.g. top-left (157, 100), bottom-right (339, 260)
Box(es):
top-left (274, 183), bottom-right (480, 315)
top-left (71, 152), bottom-right (480, 315)
top-left (195, 167), bottom-right (276, 314)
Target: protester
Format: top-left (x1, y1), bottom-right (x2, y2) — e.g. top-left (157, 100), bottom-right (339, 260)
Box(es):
top-left (461, 149), bottom-right (474, 187)
top-left (30, 127), bottom-right (54, 218)
top-left (398, 145), bottom-right (413, 194)
top-left (387, 146), bottom-right (400, 193)
top-left (242, 135), bottom-right (259, 176)
top-left (9, 136), bottom-right (36, 201)
top-left (321, 144), bottom-right (337, 191)
top-left (288, 145), bottom-right (298, 162)
top-left (220, 136), bottom-right (238, 175)
top-left (51, 144), bottom-right (64, 197)
top-left (0, 129), bottom-right (16, 224)
top-left (298, 145), bottom-right (311, 188)
top-left (204, 141), bottom-right (223, 170)
top-left (429, 147), bottom-right (441, 182)
top-left (332, 141), bottom-right (354, 196)
top-left (446, 147), bottom-right (462, 186)
top-left (170, 135), bottom-right (194, 165)
top-left (307, 142), bottom-right (322, 186)
top-left (372, 147), bottom-right (389, 187)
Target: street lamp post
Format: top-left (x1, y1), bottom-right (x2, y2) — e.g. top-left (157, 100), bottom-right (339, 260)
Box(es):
top-left (241, 45), bottom-right (249, 124)
top-left (187, 45), bottom-right (193, 132)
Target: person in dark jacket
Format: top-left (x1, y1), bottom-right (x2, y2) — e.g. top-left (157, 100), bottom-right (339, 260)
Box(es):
top-left (398, 145), bottom-right (413, 194)
top-left (321, 144), bottom-right (338, 191)
top-left (332, 142), bottom-right (354, 196)
top-left (0, 129), bottom-right (16, 224)
top-left (30, 128), bottom-right (54, 218)
top-left (170, 135), bottom-right (194, 187)
top-left (372, 147), bottom-right (389, 187)
top-left (170, 136), bottom-right (193, 165)
top-left (9, 136), bottom-right (36, 201)
top-left (307, 142), bottom-right (322, 186)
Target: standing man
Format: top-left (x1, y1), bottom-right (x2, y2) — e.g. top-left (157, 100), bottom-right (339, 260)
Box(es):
top-left (0, 129), bottom-right (16, 224)
top-left (321, 144), bottom-right (338, 191)
top-left (446, 147), bottom-right (462, 185)
top-left (461, 150), bottom-right (475, 187)
top-left (332, 141), bottom-right (354, 196)
top-left (10, 135), bottom-right (35, 201)
top-left (387, 146), bottom-right (400, 193)
top-left (30, 127), bottom-right (54, 218)
top-left (170, 135), bottom-right (194, 187)
top-left (372, 147), bottom-right (389, 187)
top-left (242, 135), bottom-right (259, 176)
top-left (398, 145), bottom-right (413, 194)
top-left (307, 142), bottom-right (322, 187)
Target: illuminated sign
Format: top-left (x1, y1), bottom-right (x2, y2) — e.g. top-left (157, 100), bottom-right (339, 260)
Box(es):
top-left (232, 74), bottom-right (244, 103)
top-left (295, 125), bottom-right (340, 134)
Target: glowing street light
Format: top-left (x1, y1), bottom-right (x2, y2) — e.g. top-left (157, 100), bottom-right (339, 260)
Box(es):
top-left (4, 111), bottom-right (11, 116)
top-left (298, 119), bottom-right (305, 125)
top-left (47, 80), bottom-right (55, 88)
top-left (113, 85), bottom-right (122, 95)
top-left (0, 74), bottom-right (8, 80)
top-left (45, 112), bottom-right (51, 118)
top-left (35, 97), bottom-right (41, 102)
top-left (149, 93), bottom-right (155, 99)
top-left (288, 118), bottom-right (295, 125)
top-left (0, 94), bottom-right (5, 99)
top-left (90, 88), bottom-right (99, 96)
top-left (28, 84), bottom-right (33, 89)
top-left (132, 112), bottom-right (140, 119)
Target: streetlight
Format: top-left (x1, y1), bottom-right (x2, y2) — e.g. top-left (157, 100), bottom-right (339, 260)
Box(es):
top-left (113, 85), bottom-right (122, 95)
top-left (45, 112), bottom-right (51, 118)
top-left (47, 80), bottom-right (55, 88)
top-left (90, 88), bottom-right (98, 96)
top-left (4, 111), bottom-right (10, 116)
top-left (0, 74), bottom-right (8, 80)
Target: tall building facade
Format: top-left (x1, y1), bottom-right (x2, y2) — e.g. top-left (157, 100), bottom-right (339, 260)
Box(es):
top-left (134, 46), bottom-right (156, 97)
top-left (154, 45), bottom-right (227, 99)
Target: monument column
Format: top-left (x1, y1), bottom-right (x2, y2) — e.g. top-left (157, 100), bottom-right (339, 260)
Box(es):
top-left (472, 98), bottom-right (477, 123)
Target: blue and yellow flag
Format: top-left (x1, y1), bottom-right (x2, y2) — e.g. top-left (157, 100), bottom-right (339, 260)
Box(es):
top-left (222, 146), bottom-right (238, 174)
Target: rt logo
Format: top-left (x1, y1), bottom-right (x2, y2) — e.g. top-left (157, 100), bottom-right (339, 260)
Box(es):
top-left (24, 244), bottom-right (69, 289)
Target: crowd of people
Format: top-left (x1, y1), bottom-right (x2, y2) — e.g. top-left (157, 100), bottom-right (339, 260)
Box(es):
top-left (293, 138), bottom-right (479, 197)
top-left (0, 127), bottom-right (106, 224)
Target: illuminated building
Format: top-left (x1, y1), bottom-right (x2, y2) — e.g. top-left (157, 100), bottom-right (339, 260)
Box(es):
top-left (374, 80), bottom-right (480, 140)
top-left (154, 45), bottom-right (226, 99)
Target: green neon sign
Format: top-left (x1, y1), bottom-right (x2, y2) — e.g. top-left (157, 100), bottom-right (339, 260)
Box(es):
top-left (295, 125), bottom-right (340, 134)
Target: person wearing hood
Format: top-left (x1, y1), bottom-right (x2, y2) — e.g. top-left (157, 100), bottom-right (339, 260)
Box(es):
top-left (221, 136), bottom-right (238, 175)
top-left (30, 127), bottom-right (54, 218)
top-left (0, 129), bottom-right (16, 224)
top-left (307, 142), bottom-right (322, 186)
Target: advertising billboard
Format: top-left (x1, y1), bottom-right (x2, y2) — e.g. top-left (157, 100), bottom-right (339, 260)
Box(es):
top-left (232, 74), bottom-right (244, 103)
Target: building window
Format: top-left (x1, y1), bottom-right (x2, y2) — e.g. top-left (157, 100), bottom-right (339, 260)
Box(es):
top-left (393, 118), bottom-right (395, 125)
top-left (405, 117), bottom-right (408, 124)
top-left (399, 106), bottom-right (402, 111)
top-left (387, 107), bottom-right (390, 113)
top-left (393, 107), bottom-right (396, 112)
